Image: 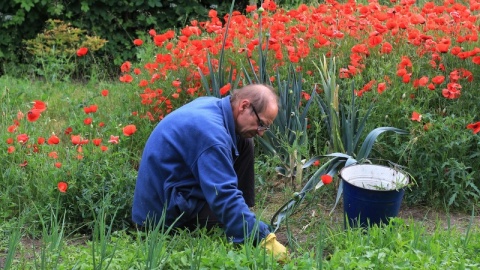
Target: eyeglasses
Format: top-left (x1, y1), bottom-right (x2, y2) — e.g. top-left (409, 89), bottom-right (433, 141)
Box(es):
top-left (251, 105), bottom-right (270, 131)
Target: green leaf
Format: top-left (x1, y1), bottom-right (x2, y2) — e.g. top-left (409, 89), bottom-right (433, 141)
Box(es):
top-left (20, 0), bottom-right (35, 12)
top-left (80, 1), bottom-right (89, 12)
top-left (356, 127), bottom-right (409, 160)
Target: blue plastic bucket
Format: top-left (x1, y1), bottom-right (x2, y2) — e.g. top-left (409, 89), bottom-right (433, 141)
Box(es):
top-left (340, 164), bottom-right (409, 228)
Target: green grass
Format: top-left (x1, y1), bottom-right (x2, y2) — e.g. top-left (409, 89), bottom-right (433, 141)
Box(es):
top-left (2, 203), bottom-right (479, 269)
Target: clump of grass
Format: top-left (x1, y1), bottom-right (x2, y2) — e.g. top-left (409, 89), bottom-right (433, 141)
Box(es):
top-left (3, 210), bottom-right (478, 268)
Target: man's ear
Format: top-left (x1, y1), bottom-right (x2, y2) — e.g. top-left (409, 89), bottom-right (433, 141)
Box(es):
top-left (239, 99), bottom-right (250, 113)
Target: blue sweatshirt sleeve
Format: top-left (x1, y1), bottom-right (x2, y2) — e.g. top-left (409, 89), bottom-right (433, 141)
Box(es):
top-left (193, 145), bottom-right (270, 243)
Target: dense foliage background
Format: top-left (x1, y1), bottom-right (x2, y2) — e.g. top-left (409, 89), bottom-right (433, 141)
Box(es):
top-left (0, 0), bottom-right (251, 76)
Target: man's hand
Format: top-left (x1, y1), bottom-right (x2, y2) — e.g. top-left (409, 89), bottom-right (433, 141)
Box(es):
top-left (259, 233), bottom-right (287, 261)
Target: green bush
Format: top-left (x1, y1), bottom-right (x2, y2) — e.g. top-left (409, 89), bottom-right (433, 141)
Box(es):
top-left (0, 0), bottom-right (250, 77)
top-left (23, 19), bottom-right (107, 82)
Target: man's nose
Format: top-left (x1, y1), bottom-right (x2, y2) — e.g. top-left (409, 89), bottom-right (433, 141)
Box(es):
top-left (257, 129), bottom-right (266, 136)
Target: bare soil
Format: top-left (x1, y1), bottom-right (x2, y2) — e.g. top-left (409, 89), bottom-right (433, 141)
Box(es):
top-left (259, 187), bottom-right (480, 245)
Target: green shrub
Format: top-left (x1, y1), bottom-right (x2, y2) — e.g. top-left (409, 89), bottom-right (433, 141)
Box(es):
top-left (23, 19), bottom-right (107, 82)
top-left (0, 0), bottom-right (250, 77)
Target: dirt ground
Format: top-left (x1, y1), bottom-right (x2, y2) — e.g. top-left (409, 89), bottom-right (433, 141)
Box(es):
top-left (260, 187), bottom-right (480, 245)
top-left (272, 204), bottom-right (480, 245)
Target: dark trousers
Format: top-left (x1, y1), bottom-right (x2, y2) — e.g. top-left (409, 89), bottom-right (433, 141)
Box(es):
top-left (186, 137), bottom-right (255, 230)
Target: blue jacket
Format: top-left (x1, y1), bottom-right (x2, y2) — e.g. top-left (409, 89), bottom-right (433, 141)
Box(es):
top-left (132, 96), bottom-right (270, 243)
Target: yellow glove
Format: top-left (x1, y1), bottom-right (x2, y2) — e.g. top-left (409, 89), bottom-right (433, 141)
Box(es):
top-left (260, 233), bottom-right (287, 261)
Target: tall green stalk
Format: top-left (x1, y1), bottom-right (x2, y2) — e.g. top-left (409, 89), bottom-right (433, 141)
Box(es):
top-left (91, 196), bottom-right (118, 270)
top-left (32, 200), bottom-right (66, 270)
top-left (143, 211), bottom-right (181, 269)
top-left (4, 216), bottom-right (24, 270)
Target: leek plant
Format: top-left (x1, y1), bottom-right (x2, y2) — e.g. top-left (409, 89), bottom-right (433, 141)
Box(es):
top-left (271, 56), bottom-right (410, 232)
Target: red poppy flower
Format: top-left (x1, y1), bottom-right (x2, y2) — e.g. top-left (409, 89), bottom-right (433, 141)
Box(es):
top-left (32, 100), bottom-right (46, 112)
top-left (84, 117), bottom-right (92, 125)
top-left (172, 79), bottom-right (181, 87)
top-left (27, 109), bottom-right (42, 122)
top-left (442, 83), bottom-right (462, 99)
top-left (402, 74), bottom-right (411, 83)
top-left (436, 43), bottom-right (449, 53)
top-left (154, 34), bottom-right (167, 46)
top-left (119, 74), bottom-right (133, 83)
top-left (71, 135), bottom-right (81, 145)
top-left (396, 68), bottom-right (407, 77)
top-left (321, 175), bottom-right (333, 185)
top-left (108, 135), bottom-right (119, 144)
top-left (7, 146), bottom-right (15, 154)
top-left (466, 121), bottom-right (480, 134)
top-left (48, 151), bottom-right (58, 159)
top-left (7, 124), bottom-right (17, 133)
top-left (411, 111), bottom-right (422, 122)
top-left (92, 138), bottom-right (102, 146)
top-left (351, 44), bottom-right (370, 56)
top-left (64, 127), bottom-right (73, 135)
top-left (6, 138), bottom-right (13, 144)
top-left (100, 145), bottom-right (108, 152)
top-left (208, 9), bottom-right (217, 18)
top-left (77, 47), bottom-right (88, 57)
top-left (138, 80), bottom-right (149, 87)
top-left (431, 75), bottom-right (445, 85)
top-left (149, 29), bottom-right (156, 36)
top-left (472, 56), bottom-right (480, 65)
top-left (418, 76), bottom-right (429, 87)
top-left (121, 61), bottom-right (132, 73)
top-left (377, 82), bottom-right (387, 94)
top-left (380, 42), bottom-right (392, 54)
top-left (302, 92), bottom-right (311, 101)
top-left (37, 137), bottom-right (45, 145)
top-left (246, 5), bottom-right (257, 12)
top-left (84, 105), bottom-right (98, 114)
top-left (54, 162), bottom-right (62, 168)
top-left (368, 34), bottom-right (383, 47)
top-left (17, 134), bottom-right (29, 144)
top-left (101, 89), bottom-right (109, 96)
top-left (133, 39), bottom-right (143, 46)
top-left (123, 125), bottom-right (137, 136)
top-left (57, 182), bottom-right (68, 193)
top-left (47, 135), bottom-right (60, 145)
top-left (450, 46), bottom-right (462, 56)
top-left (220, 83), bottom-right (231, 96)
top-left (262, 0), bottom-right (277, 11)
